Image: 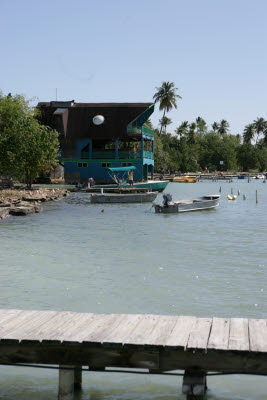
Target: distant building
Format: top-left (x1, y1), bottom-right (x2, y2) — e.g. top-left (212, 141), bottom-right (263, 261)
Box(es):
top-left (37, 101), bottom-right (154, 183)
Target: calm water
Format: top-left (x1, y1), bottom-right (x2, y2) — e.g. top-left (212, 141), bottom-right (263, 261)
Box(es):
top-left (0, 180), bottom-right (266, 399)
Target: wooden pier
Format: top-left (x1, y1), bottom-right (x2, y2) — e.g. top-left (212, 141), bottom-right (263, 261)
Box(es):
top-left (0, 309), bottom-right (266, 399)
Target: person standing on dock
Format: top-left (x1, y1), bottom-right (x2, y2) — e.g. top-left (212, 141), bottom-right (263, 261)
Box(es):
top-left (128, 170), bottom-right (134, 187)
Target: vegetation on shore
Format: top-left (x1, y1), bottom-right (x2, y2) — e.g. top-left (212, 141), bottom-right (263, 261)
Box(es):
top-left (153, 82), bottom-right (267, 172)
top-left (0, 92), bottom-right (59, 188)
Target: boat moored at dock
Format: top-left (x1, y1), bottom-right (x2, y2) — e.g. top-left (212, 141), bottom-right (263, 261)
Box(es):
top-left (91, 191), bottom-right (158, 203)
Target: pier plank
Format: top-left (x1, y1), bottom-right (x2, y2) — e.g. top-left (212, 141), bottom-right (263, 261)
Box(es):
top-left (228, 318), bottom-right (249, 351)
top-left (61, 314), bottom-right (118, 343)
top-left (164, 316), bottom-right (196, 348)
top-left (143, 315), bottom-right (178, 346)
top-left (0, 311), bottom-right (41, 339)
top-left (2, 311), bottom-right (58, 341)
top-left (208, 318), bottom-right (230, 350)
top-left (249, 319), bottom-right (267, 352)
top-left (99, 314), bottom-right (141, 344)
top-left (82, 314), bottom-right (125, 343)
top-left (57, 313), bottom-right (97, 342)
top-left (0, 309), bottom-right (24, 327)
top-left (123, 315), bottom-right (161, 345)
top-left (38, 312), bottom-right (93, 342)
top-left (187, 318), bottom-right (212, 350)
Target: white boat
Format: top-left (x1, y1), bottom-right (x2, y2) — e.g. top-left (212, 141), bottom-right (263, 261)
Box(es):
top-left (154, 194), bottom-right (220, 213)
top-left (91, 191), bottom-right (158, 204)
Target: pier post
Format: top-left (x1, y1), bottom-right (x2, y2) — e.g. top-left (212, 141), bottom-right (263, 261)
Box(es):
top-left (58, 365), bottom-right (75, 400)
top-left (182, 368), bottom-right (207, 399)
top-left (74, 366), bottom-right (82, 390)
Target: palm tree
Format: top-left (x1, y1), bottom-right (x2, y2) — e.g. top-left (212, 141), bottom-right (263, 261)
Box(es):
top-left (188, 122), bottom-right (197, 144)
top-left (218, 120), bottom-right (230, 135)
top-left (153, 81), bottom-right (182, 134)
top-left (175, 121), bottom-right (189, 138)
top-left (243, 124), bottom-right (256, 144)
top-left (196, 117), bottom-right (207, 135)
top-left (159, 116), bottom-right (172, 133)
top-left (212, 122), bottom-right (219, 132)
top-left (253, 117), bottom-right (267, 144)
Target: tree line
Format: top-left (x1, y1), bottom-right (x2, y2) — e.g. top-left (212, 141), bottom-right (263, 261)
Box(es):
top-left (152, 81), bottom-right (267, 172)
top-left (0, 92), bottom-right (59, 188)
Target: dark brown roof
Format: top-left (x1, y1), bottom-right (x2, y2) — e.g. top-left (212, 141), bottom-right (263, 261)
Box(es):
top-left (38, 102), bottom-right (152, 140)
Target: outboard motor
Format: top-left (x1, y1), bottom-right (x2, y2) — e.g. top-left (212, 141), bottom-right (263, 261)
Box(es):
top-left (162, 193), bottom-right (172, 207)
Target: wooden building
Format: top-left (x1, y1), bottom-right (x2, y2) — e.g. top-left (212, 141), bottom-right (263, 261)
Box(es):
top-left (37, 101), bottom-right (155, 183)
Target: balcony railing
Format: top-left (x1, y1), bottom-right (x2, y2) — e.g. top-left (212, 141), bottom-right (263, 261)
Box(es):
top-left (142, 126), bottom-right (154, 136)
top-left (143, 151), bottom-right (153, 159)
top-left (127, 125), bottom-right (154, 137)
top-left (81, 151), bottom-right (142, 160)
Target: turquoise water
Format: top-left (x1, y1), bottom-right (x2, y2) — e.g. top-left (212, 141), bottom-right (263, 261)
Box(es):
top-left (0, 180), bottom-right (266, 399)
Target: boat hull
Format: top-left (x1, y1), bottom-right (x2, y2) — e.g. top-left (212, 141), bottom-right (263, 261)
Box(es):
top-left (92, 180), bottom-right (168, 193)
top-left (91, 192), bottom-right (158, 203)
top-left (154, 195), bottom-right (220, 214)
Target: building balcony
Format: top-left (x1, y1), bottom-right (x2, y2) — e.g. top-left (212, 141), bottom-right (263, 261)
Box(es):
top-left (127, 126), bottom-right (154, 137)
top-left (81, 151), bottom-right (145, 160)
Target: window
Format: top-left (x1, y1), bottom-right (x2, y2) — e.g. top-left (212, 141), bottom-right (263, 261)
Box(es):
top-left (101, 162), bottom-right (112, 168)
top-left (122, 162), bottom-right (132, 167)
top-left (77, 162), bottom-right (88, 168)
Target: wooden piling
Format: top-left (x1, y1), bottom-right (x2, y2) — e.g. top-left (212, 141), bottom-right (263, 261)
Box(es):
top-left (256, 190), bottom-right (258, 204)
top-left (182, 368), bottom-right (207, 400)
top-left (74, 366), bottom-right (82, 390)
top-left (58, 366), bottom-right (74, 400)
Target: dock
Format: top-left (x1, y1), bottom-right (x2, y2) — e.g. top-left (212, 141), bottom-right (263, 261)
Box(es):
top-left (0, 309), bottom-right (266, 399)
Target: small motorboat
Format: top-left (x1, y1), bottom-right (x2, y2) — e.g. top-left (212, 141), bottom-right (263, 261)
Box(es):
top-left (91, 191), bottom-right (158, 204)
top-left (154, 194), bottom-right (220, 213)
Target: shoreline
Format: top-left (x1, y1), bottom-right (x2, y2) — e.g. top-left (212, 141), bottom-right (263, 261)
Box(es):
top-left (0, 188), bottom-right (70, 220)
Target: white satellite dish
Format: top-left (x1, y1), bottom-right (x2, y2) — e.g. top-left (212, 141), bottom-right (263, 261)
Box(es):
top-left (93, 115), bottom-right (104, 125)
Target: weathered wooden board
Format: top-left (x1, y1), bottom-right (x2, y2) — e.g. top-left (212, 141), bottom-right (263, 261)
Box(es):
top-left (228, 318), bottom-right (249, 351)
top-left (187, 318), bottom-right (212, 350)
top-left (122, 315), bottom-right (162, 346)
top-left (164, 316), bottom-right (196, 348)
top-left (208, 318), bottom-right (230, 350)
top-left (249, 319), bottom-right (267, 352)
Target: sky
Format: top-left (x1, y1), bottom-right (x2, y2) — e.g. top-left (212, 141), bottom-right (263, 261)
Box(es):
top-left (1, 0), bottom-right (267, 135)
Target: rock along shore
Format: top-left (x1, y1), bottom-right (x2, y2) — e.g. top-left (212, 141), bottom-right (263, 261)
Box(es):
top-left (0, 188), bottom-right (69, 220)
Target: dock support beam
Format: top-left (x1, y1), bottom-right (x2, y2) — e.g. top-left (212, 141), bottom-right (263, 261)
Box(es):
top-left (74, 366), bottom-right (82, 390)
top-left (58, 365), bottom-right (75, 400)
top-left (182, 368), bottom-right (207, 399)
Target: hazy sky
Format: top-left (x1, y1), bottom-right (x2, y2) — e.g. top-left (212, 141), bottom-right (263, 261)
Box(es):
top-left (1, 0), bottom-right (266, 135)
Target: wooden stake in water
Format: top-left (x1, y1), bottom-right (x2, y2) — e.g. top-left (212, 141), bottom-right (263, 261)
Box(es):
top-left (219, 186), bottom-right (221, 193)
top-left (243, 194), bottom-right (246, 200)
top-left (238, 189), bottom-right (240, 195)
top-left (256, 190), bottom-right (258, 204)
top-left (231, 188), bottom-right (233, 194)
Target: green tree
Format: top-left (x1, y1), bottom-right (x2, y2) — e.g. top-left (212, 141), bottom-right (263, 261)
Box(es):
top-left (253, 117), bottom-right (267, 145)
top-left (237, 143), bottom-right (258, 171)
top-left (211, 122), bottom-right (219, 132)
top-left (218, 119), bottom-right (230, 135)
top-left (0, 92), bottom-right (59, 188)
top-left (196, 117), bottom-right (207, 136)
top-left (153, 81), bottom-right (182, 135)
top-left (243, 124), bottom-right (256, 144)
top-left (159, 115), bottom-right (172, 134)
top-left (175, 121), bottom-right (189, 138)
